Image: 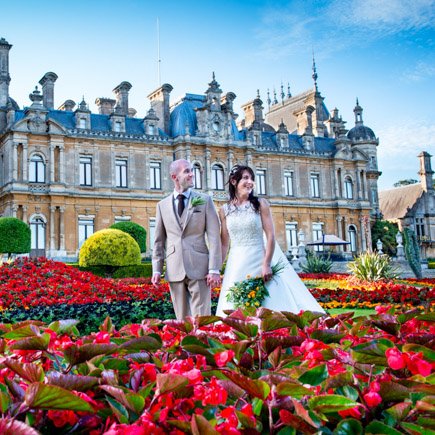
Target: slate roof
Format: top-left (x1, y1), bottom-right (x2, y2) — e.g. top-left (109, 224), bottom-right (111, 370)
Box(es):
top-left (379, 184), bottom-right (424, 220)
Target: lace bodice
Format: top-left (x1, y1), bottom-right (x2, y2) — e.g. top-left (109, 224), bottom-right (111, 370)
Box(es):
top-left (224, 203), bottom-right (264, 248)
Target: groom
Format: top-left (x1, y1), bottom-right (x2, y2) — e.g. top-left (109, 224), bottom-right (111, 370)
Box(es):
top-left (151, 159), bottom-right (222, 319)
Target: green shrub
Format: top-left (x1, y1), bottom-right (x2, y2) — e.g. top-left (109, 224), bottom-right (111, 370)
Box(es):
top-left (112, 263), bottom-right (153, 279)
top-left (79, 229), bottom-right (141, 267)
top-left (371, 219), bottom-right (399, 256)
top-left (348, 251), bottom-right (399, 282)
top-left (403, 228), bottom-right (422, 278)
top-left (301, 251), bottom-right (333, 273)
top-left (429, 261), bottom-right (435, 270)
top-left (110, 221), bottom-right (147, 253)
top-left (0, 217), bottom-right (31, 258)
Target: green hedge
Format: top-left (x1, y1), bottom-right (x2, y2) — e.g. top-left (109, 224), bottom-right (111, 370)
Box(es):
top-left (429, 261), bottom-right (435, 270)
top-left (0, 217), bottom-right (31, 257)
top-left (110, 221), bottom-right (147, 253)
top-left (73, 262), bottom-right (153, 278)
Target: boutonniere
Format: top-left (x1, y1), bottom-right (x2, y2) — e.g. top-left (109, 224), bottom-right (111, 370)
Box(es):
top-left (191, 196), bottom-right (206, 207)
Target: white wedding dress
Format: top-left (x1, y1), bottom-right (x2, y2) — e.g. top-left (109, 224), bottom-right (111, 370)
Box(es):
top-left (216, 203), bottom-right (325, 316)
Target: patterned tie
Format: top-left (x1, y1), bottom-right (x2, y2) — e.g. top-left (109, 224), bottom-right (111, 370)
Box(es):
top-left (177, 194), bottom-right (185, 217)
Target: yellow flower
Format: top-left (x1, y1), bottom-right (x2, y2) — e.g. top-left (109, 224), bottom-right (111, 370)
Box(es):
top-left (245, 302), bottom-right (250, 306)
top-left (255, 301), bottom-right (260, 306)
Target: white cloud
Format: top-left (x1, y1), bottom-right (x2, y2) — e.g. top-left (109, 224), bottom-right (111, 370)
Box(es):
top-left (376, 120), bottom-right (435, 188)
top-left (254, 0), bottom-right (435, 59)
top-left (402, 60), bottom-right (435, 81)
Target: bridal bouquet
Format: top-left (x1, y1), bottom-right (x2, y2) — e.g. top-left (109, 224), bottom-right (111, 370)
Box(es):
top-left (226, 260), bottom-right (286, 309)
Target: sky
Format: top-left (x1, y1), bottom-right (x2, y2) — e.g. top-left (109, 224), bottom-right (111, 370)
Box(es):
top-left (1, 0), bottom-right (434, 190)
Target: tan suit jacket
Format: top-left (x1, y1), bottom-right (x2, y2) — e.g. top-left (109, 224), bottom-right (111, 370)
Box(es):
top-left (152, 191), bottom-right (222, 282)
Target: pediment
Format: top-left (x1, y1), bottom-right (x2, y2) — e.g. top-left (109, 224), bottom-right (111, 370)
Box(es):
top-left (47, 118), bottom-right (68, 135)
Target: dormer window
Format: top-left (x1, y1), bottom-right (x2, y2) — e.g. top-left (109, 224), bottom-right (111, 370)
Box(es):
top-left (114, 121), bottom-right (122, 133)
top-left (147, 125), bottom-right (155, 135)
top-left (78, 118), bottom-right (86, 129)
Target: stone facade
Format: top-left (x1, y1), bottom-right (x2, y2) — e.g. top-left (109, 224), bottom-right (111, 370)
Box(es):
top-left (379, 152), bottom-right (435, 259)
top-left (0, 38), bottom-right (380, 261)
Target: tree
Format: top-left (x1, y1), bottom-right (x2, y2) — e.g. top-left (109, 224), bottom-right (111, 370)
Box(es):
top-left (0, 217), bottom-right (31, 258)
top-left (371, 219), bottom-right (399, 256)
top-left (109, 221), bottom-right (147, 253)
top-left (393, 179), bottom-right (418, 187)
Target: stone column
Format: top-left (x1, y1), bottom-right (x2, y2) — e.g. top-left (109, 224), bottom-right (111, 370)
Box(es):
top-left (245, 151), bottom-right (252, 167)
top-left (185, 145), bottom-right (191, 162)
top-left (49, 145), bottom-right (55, 183)
top-left (11, 204), bottom-right (18, 217)
top-left (50, 206), bottom-right (56, 250)
top-left (12, 143), bottom-right (18, 181)
top-left (59, 206), bottom-right (65, 251)
top-left (22, 205), bottom-right (28, 223)
top-left (227, 150), bottom-right (234, 172)
top-left (359, 216), bottom-right (367, 252)
top-left (336, 215), bottom-right (343, 252)
top-left (22, 142), bottom-right (28, 181)
top-left (205, 148), bottom-right (211, 191)
top-left (59, 145), bottom-right (65, 183)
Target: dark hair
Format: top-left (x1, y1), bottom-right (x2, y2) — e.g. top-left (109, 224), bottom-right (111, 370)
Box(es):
top-left (228, 165), bottom-right (260, 212)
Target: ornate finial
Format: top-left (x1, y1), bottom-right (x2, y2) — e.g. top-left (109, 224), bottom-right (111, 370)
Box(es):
top-left (29, 86), bottom-right (43, 105)
top-left (312, 53), bottom-right (318, 92)
top-left (287, 82), bottom-right (292, 98)
top-left (267, 89), bottom-right (271, 108)
top-left (212, 71), bottom-right (215, 81)
top-left (273, 88), bottom-right (278, 105)
top-left (280, 82), bottom-right (285, 102)
top-left (257, 89), bottom-right (260, 99)
top-left (356, 97), bottom-right (360, 106)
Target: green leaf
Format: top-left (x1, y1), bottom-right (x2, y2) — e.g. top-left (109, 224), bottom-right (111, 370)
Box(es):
top-left (310, 329), bottom-right (345, 343)
top-left (365, 420), bottom-right (404, 435)
top-left (262, 336), bottom-right (304, 355)
top-left (191, 414), bottom-right (219, 435)
top-left (24, 382), bottom-right (94, 412)
top-left (156, 373), bottom-right (188, 395)
top-left (276, 381), bottom-right (315, 399)
top-left (416, 313), bottom-right (435, 322)
top-left (47, 372), bottom-right (99, 391)
top-left (371, 314), bottom-right (400, 336)
top-left (106, 396), bottom-right (129, 424)
top-left (259, 312), bottom-right (293, 332)
top-left (221, 370), bottom-right (270, 399)
top-left (119, 335), bottom-right (162, 352)
top-left (47, 319), bottom-right (80, 335)
top-left (9, 333), bottom-right (50, 351)
top-left (403, 343), bottom-right (435, 361)
top-left (196, 315), bottom-right (221, 326)
top-left (0, 418), bottom-right (40, 435)
top-left (126, 393), bottom-right (145, 415)
top-left (333, 418), bottom-right (363, 435)
top-left (3, 324), bottom-right (40, 339)
top-left (64, 343), bottom-right (118, 365)
top-left (221, 318), bottom-right (258, 337)
top-left (0, 392), bottom-right (10, 414)
top-left (384, 401), bottom-right (412, 422)
top-left (324, 372), bottom-right (354, 390)
top-left (351, 338), bottom-right (395, 365)
top-left (252, 397), bottom-right (263, 416)
top-left (4, 359), bottom-right (44, 383)
top-left (298, 363), bottom-right (328, 386)
top-left (308, 395), bottom-right (360, 414)
top-left (380, 382), bottom-right (411, 402)
top-left (400, 422), bottom-right (435, 434)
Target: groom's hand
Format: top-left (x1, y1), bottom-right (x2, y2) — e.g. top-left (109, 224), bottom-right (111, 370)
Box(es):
top-left (206, 273), bottom-right (221, 288)
top-left (151, 272), bottom-right (161, 288)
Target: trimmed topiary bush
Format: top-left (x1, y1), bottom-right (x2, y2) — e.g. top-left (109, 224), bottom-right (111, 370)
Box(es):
top-left (403, 228), bottom-right (422, 278)
top-left (112, 263), bottom-right (153, 279)
top-left (79, 229), bottom-right (141, 267)
top-left (0, 217), bottom-right (31, 258)
top-left (110, 221), bottom-right (147, 253)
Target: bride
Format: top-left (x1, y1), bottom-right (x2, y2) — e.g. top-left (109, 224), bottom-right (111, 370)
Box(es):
top-left (215, 165), bottom-right (325, 316)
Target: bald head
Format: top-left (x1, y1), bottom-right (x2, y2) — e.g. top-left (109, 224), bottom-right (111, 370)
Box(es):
top-left (169, 159), bottom-right (191, 176)
top-left (170, 159), bottom-right (194, 192)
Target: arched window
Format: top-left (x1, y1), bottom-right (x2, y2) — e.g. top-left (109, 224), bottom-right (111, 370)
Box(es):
top-left (30, 217), bottom-right (46, 251)
top-left (211, 164), bottom-right (224, 190)
top-left (344, 176), bottom-right (353, 199)
top-left (29, 154), bottom-right (45, 183)
top-left (348, 225), bottom-right (357, 253)
top-left (193, 162), bottom-right (202, 189)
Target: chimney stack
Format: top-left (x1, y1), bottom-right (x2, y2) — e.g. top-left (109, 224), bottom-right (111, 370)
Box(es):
top-left (418, 151), bottom-right (434, 192)
top-left (95, 97), bottom-right (116, 115)
top-left (147, 83), bottom-right (173, 135)
top-left (112, 81), bottom-right (132, 116)
top-left (39, 72), bottom-right (58, 109)
top-left (0, 37), bottom-right (12, 108)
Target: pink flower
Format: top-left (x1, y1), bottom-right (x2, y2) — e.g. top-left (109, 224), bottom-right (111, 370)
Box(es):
top-left (364, 391), bottom-right (382, 408)
top-left (386, 348), bottom-right (406, 370)
top-left (406, 352), bottom-right (432, 377)
top-left (214, 350), bottom-right (235, 367)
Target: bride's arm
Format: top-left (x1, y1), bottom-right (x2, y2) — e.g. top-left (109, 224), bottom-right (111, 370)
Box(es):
top-left (219, 207), bottom-right (230, 263)
top-left (259, 198), bottom-right (275, 281)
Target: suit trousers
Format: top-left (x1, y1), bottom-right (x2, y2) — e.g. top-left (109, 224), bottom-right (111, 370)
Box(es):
top-left (169, 277), bottom-right (211, 319)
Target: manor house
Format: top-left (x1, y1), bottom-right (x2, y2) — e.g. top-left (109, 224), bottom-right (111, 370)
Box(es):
top-left (0, 37), bottom-right (381, 260)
